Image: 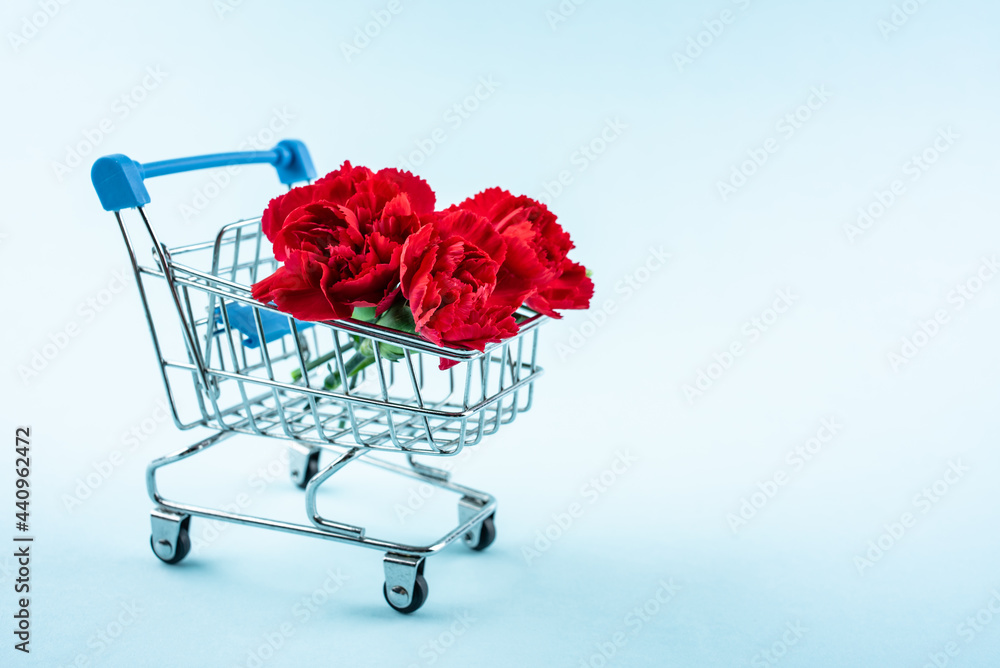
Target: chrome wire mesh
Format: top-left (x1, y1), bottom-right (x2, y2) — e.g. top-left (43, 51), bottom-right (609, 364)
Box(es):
top-left (138, 214), bottom-right (544, 456)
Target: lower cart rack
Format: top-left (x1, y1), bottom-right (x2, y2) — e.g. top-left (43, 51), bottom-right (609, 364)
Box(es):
top-left (147, 430), bottom-right (499, 613)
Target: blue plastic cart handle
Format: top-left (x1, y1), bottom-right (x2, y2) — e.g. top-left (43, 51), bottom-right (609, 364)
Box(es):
top-left (91, 139), bottom-right (316, 211)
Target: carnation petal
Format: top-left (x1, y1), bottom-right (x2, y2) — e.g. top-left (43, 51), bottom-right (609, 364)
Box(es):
top-left (377, 168), bottom-right (436, 214)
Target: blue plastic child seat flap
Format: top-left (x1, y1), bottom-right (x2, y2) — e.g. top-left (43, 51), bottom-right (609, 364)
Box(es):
top-left (214, 302), bottom-right (314, 349)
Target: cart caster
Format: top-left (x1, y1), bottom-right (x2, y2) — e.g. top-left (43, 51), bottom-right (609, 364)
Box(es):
top-left (383, 574), bottom-right (428, 614)
top-left (289, 445), bottom-right (320, 489)
top-left (465, 514), bottom-right (496, 552)
top-left (383, 553), bottom-right (428, 614)
top-left (150, 510), bottom-right (191, 565)
top-left (458, 496), bottom-right (496, 551)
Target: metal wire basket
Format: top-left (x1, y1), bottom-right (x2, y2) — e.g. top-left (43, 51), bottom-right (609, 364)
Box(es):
top-left (162, 213), bottom-right (543, 456)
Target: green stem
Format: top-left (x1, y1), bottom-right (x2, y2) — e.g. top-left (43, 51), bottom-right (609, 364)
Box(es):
top-left (323, 353), bottom-right (375, 391)
top-left (290, 343), bottom-right (354, 383)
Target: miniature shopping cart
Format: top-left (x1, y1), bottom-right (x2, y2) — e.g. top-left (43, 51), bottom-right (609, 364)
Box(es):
top-left (91, 140), bottom-right (545, 613)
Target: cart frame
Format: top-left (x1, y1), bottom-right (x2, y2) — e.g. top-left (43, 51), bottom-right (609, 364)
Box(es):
top-left (92, 140), bottom-right (546, 613)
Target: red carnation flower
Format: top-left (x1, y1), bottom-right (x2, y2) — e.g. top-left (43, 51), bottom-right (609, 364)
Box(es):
top-left (450, 188), bottom-right (593, 317)
top-left (251, 161), bottom-right (434, 319)
top-left (399, 209), bottom-right (523, 354)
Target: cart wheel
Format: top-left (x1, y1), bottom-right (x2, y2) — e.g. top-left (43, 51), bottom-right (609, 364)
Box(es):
top-left (293, 450), bottom-right (321, 490)
top-left (466, 514), bottom-right (496, 552)
top-left (383, 575), bottom-right (428, 614)
top-left (150, 529), bottom-right (191, 565)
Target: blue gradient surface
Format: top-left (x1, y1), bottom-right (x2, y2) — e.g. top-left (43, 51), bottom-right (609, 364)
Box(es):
top-left (2, 0), bottom-right (1000, 666)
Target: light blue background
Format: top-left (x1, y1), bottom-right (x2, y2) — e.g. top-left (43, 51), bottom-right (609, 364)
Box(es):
top-left (2, 0), bottom-right (1000, 666)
